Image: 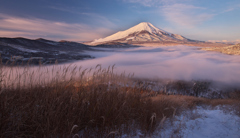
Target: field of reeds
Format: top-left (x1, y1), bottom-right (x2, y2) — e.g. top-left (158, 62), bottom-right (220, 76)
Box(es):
top-left (0, 62), bottom-right (240, 137)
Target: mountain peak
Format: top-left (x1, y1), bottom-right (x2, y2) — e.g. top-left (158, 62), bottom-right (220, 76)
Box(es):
top-left (138, 22), bottom-right (152, 26)
top-left (91, 22), bottom-right (190, 44)
top-left (131, 22), bottom-right (160, 34)
top-left (137, 22), bottom-right (156, 27)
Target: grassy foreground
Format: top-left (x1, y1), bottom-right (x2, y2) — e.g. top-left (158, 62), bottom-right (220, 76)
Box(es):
top-left (0, 64), bottom-right (239, 137)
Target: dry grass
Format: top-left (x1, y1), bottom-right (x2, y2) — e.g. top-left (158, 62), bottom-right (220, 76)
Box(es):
top-left (152, 94), bottom-right (240, 116)
top-left (0, 63), bottom-right (239, 137)
top-left (152, 94), bottom-right (240, 107)
top-left (0, 64), bottom-right (174, 137)
top-left (202, 43), bottom-right (240, 55)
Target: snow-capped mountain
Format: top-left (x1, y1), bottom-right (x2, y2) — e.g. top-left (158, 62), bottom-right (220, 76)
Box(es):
top-left (91, 22), bottom-right (194, 44)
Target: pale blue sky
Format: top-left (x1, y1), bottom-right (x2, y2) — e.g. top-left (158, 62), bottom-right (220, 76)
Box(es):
top-left (0, 0), bottom-right (239, 42)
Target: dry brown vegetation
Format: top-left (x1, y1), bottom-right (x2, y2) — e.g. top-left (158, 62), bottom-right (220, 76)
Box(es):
top-left (202, 43), bottom-right (240, 55)
top-left (0, 63), bottom-right (239, 137)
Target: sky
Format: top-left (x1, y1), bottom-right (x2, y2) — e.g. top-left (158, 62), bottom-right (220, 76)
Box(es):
top-left (0, 0), bottom-right (239, 42)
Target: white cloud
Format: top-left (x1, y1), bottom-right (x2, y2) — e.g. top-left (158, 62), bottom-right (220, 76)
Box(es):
top-left (222, 8), bottom-right (235, 13)
top-left (49, 6), bottom-right (116, 28)
top-left (0, 14), bottom-right (114, 41)
top-left (123, 0), bottom-right (158, 7)
top-left (123, 0), bottom-right (187, 7)
top-left (123, 0), bottom-right (214, 27)
top-left (221, 3), bottom-right (240, 14)
top-left (161, 4), bottom-right (214, 27)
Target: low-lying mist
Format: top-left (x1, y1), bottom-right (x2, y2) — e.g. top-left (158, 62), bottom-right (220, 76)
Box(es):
top-left (2, 45), bottom-right (240, 88)
top-left (81, 46), bottom-right (240, 84)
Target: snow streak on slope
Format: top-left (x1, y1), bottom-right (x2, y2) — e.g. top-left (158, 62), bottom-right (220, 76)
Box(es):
top-left (92, 22), bottom-right (188, 44)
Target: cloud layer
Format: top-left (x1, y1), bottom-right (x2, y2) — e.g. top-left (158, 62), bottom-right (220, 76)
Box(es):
top-left (123, 0), bottom-right (214, 27)
top-left (123, 0), bottom-right (184, 7)
top-left (0, 14), bottom-right (113, 41)
top-left (3, 46), bottom-right (240, 88)
top-left (80, 46), bottom-right (240, 84)
top-left (161, 4), bottom-right (214, 27)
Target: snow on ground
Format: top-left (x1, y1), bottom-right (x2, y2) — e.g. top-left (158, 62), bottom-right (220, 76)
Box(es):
top-left (159, 106), bottom-right (240, 138)
top-left (6, 43), bottom-right (45, 53)
top-left (181, 109), bottom-right (239, 138)
top-left (123, 106), bottom-right (240, 138)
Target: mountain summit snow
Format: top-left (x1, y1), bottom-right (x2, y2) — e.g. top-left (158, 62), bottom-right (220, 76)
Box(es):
top-left (91, 22), bottom-right (193, 44)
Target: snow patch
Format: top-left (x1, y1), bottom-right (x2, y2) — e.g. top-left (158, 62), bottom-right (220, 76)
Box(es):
top-left (126, 37), bottom-right (135, 40)
top-left (158, 106), bottom-right (240, 138)
top-left (121, 106), bottom-right (240, 138)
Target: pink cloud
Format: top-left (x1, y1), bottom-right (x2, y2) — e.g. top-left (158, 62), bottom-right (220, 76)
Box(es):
top-left (123, 0), bottom-right (189, 7)
top-left (161, 4), bottom-right (214, 27)
top-left (0, 14), bottom-right (114, 41)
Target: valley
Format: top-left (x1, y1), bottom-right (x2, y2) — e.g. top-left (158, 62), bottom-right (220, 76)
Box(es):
top-left (0, 22), bottom-right (239, 138)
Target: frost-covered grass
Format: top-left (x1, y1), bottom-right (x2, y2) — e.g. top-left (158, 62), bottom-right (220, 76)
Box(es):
top-left (0, 64), bottom-right (239, 137)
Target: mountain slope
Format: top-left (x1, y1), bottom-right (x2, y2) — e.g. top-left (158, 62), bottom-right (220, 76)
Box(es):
top-left (91, 22), bottom-right (194, 45)
top-left (0, 37), bottom-right (93, 65)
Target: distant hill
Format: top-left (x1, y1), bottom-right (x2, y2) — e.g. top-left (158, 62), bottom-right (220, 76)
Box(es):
top-left (0, 37), bottom-right (93, 65)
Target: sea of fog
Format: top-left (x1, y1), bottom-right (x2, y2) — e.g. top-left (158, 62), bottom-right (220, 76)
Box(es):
top-left (78, 45), bottom-right (240, 84)
top-left (3, 45), bottom-right (240, 87)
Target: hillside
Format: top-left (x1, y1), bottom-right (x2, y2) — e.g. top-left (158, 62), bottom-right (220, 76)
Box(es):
top-left (0, 37), bottom-right (93, 65)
